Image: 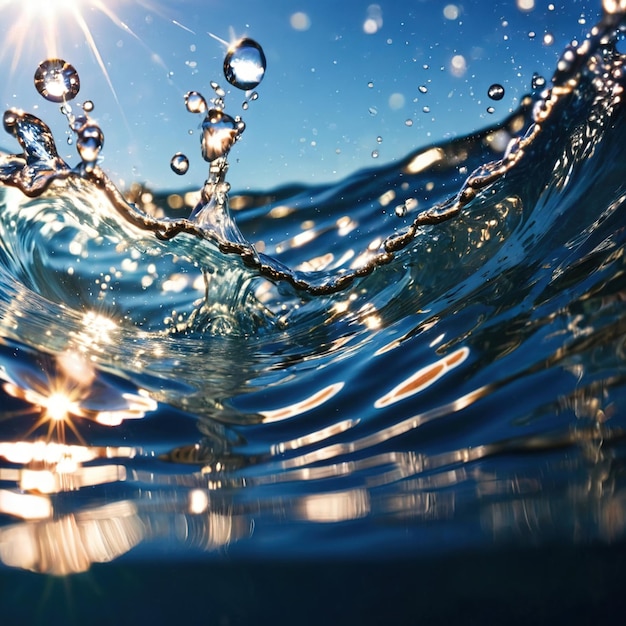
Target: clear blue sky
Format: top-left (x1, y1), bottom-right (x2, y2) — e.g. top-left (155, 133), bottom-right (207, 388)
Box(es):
top-left (0, 0), bottom-right (601, 193)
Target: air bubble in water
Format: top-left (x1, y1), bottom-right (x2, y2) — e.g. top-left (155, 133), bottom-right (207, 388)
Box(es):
top-left (201, 109), bottom-right (242, 162)
top-left (405, 119), bottom-right (413, 127)
top-left (170, 152), bottom-right (190, 175)
top-left (487, 106), bottom-right (495, 114)
top-left (395, 204), bottom-right (407, 217)
top-left (488, 83), bottom-right (505, 100)
top-left (34, 59), bottom-right (80, 103)
top-left (371, 150), bottom-right (379, 158)
top-left (223, 38), bottom-right (267, 90)
top-left (185, 91), bottom-right (208, 114)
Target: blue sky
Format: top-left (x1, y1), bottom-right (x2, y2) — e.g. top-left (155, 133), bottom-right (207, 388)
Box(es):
top-left (0, 0), bottom-right (601, 193)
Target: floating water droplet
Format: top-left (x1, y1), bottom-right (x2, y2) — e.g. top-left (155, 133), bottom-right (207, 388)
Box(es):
top-left (395, 204), bottom-right (407, 217)
top-left (210, 81), bottom-right (226, 98)
top-left (223, 38), bottom-right (267, 90)
top-left (367, 81), bottom-right (374, 88)
top-left (34, 59), bottom-right (80, 103)
top-left (185, 91), bottom-right (208, 114)
top-left (418, 85), bottom-right (428, 93)
top-left (487, 106), bottom-right (495, 114)
top-left (405, 119), bottom-right (413, 127)
top-left (170, 152), bottom-right (190, 175)
top-left (531, 73), bottom-right (547, 90)
top-left (422, 105), bottom-right (430, 113)
top-left (371, 150), bottom-right (379, 158)
top-left (242, 101), bottom-right (249, 110)
top-left (368, 106), bottom-right (378, 116)
top-left (83, 100), bottom-right (94, 113)
top-left (76, 124), bottom-right (104, 164)
top-left (201, 109), bottom-right (241, 162)
top-left (376, 136), bottom-right (383, 144)
top-left (488, 83), bottom-right (505, 100)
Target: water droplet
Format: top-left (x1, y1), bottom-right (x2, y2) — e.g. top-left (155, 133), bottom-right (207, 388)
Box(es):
top-left (367, 81), bottom-right (374, 88)
top-left (531, 73), bottom-right (547, 90)
top-left (170, 152), bottom-right (190, 175)
top-left (395, 204), bottom-right (407, 217)
top-left (83, 100), bottom-right (94, 113)
top-left (418, 85), bottom-right (428, 93)
top-left (75, 123), bottom-right (104, 164)
top-left (242, 101), bottom-right (249, 110)
top-left (211, 81), bottom-right (226, 98)
top-left (422, 105), bottom-right (430, 113)
top-left (405, 119), bottom-right (413, 127)
top-left (376, 136), bottom-right (383, 144)
top-left (185, 91), bottom-right (208, 114)
top-left (201, 109), bottom-right (241, 162)
top-left (371, 150), bottom-right (379, 158)
top-left (223, 38), bottom-right (267, 90)
top-left (34, 59), bottom-right (80, 103)
top-left (488, 83), bottom-right (505, 100)
top-left (487, 106), bottom-right (495, 114)
top-left (368, 106), bottom-right (378, 116)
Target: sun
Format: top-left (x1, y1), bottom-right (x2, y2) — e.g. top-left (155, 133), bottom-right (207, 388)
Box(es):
top-left (0, 0), bottom-right (185, 103)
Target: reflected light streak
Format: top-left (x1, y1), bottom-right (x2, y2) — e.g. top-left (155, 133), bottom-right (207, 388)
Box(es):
top-left (261, 382), bottom-right (345, 423)
top-left (375, 346), bottom-right (470, 408)
top-left (0, 500), bottom-right (143, 575)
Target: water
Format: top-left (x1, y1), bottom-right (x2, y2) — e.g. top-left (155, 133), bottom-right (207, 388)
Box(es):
top-left (2, 2), bottom-right (626, 623)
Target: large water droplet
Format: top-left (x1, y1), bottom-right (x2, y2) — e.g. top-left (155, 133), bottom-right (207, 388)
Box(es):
top-left (170, 152), bottom-right (190, 175)
top-left (185, 91), bottom-right (207, 114)
top-left (201, 109), bottom-right (241, 162)
top-left (487, 83), bottom-right (505, 101)
top-left (223, 38), bottom-right (267, 90)
top-left (34, 59), bottom-right (80, 103)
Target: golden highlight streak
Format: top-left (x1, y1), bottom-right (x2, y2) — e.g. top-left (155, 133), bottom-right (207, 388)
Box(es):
top-left (374, 346), bottom-right (470, 408)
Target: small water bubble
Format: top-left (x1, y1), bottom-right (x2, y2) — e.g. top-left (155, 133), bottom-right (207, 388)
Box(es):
top-left (82, 100), bottom-right (94, 113)
top-left (487, 83), bottom-right (505, 100)
top-left (367, 81), bottom-right (374, 88)
top-left (368, 106), bottom-right (378, 116)
top-left (170, 152), bottom-right (190, 175)
top-left (376, 136), bottom-right (383, 144)
top-left (405, 118), bottom-right (413, 127)
top-left (418, 85), bottom-right (428, 93)
top-left (223, 38), bottom-right (267, 90)
top-left (250, 91), bottom-right (259, 101)
top-left (34, 59), bottom-right (80, 103)
top-left (371, 150), bottom-right (379, 158)
top-left (487, 106), bottom-right (495, 114)
top-left (185, 91), bottom-right (208, 114)
top-left (422, 105), bottom-right (430, 113)
top-left (395, 204), bottom-right (407, 217)
top-left (242, 100), bottom-right (249, 110)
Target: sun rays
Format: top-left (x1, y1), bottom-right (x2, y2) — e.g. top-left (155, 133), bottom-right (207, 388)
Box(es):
top-left (0, 0), bottom-right (188, 105)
